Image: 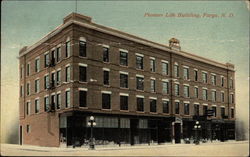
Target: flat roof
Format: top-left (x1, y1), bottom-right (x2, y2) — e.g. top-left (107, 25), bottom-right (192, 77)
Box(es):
top-left (19, 13), bottom-right (234, 71)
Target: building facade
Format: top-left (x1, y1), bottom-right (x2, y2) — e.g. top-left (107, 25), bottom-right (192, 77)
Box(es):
top-left (19, 13), bottom-right (236, 147)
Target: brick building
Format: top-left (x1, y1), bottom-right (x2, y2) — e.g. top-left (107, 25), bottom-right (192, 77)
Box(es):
top-left (19, 13), bottom-right (235, 147)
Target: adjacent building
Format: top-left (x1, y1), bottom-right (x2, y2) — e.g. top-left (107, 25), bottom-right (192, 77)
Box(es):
top-left (19, 13), bottom-right (236, 147)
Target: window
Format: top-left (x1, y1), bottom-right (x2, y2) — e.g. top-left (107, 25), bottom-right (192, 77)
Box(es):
top-left (150, 59), bottom-right (156, 72)
top-left (184, 103), bottom-right (189, 115)
top-left (120, 73), bottom-right (128, 88)
top-left (183, 85), bottom-right (189, 98)
top-left (65, 90), bottom-right (70, 108)
top-left (51, 50), bottom-right (55, 65)
top-left (65, 66), bottom-right (70, 82)
top-left (150, 79), bottom-right (156, 92)
top-left (65, 41), bottom-right (70, 57)
top-left (174, 64), bottom-right (179, 77)
top-left (203, 105), bottom-right (208, 115)
top-left (79, 66), bottom-right (86, 82)
top-left (211, 75), bottom-right (216, 85)
top-left (175, 84), bottom-right (180, 96)
top-left (103, 47), bottom-right (109, 62)
top-left (162, 100), bottom-right (169, 113)
top-left (195, 87), bottom-right (199, 98)
top-left (136, 55), bottom-right (143, 69)
top-left (136, 76), bottom-right (144, 90)
top-left (26, 83), bottom-right (30, 96)
top-left (221, 92), bottom-right (225, 102)
top-left (44, 53), bottom-right (50, 67)
top-left (26, 63), bottom-right (30, 76)
top-left (79, 90), bottom-right (87, 107)
top-left (51, 72), bottom-right (55, 87)
top-left (202, 72), bottom-right (207, 83)
top-left (230, 93), bottom-right (234, 104)
top-left (221, 107), bottom-right (225, 117)
top-left (150, 99), bottom-right (157, 112)
top-left (79, 40), bottom-right (86, 57)
top-left (102, 93), bottom-right (111, 109)
top-left (162, 62), bottom-right (168, 75)
top-left (194, 70), bottom-right (198, 81)
top-left (212, 106), bottom-right (217, 117)
top-left (35, 99), bottom-right (40, 113)
top-left (175, 102), bottom-right (180, 114)
top-left (120, 95), bottom-right (128, 110)
top-left (35, 58), bottom-right (40, 72)
top-left (229, 79), bottom-right (234, 88)
top-left (137, 97), bottom-right (144, 112)
top-left (211, 91), bottom-right (216, 102)
top-left (26, 125), bottom-right (30, 133)
top-left (56, 47), bottom-right (61, 62)
top-left (231, 108), bottom-right (234, 118)
top-left (44, 75), bottom-right (49, 89)
top-left (56, 93), bottom-right (61, 109)
top-left (35, 79), bottom-right (40, 93)
top-left (103, 70), bottom-right (109, 85)
top-left (194, 104), bottom-right (199, 116)
top-left (20, 85), bottom-right (23, 97)
top-left (183, 67), bottom-right (189, 80)
top-left (56, 70), bottom-right (61, 85)
top-left (26, 102), bottom-right (31, 115)
top-left (202, 89), bottom-right (208, 100)
top-left (51, 95), bottom-right (55, 111)
top-left (120, 51), bottom-right (128, 66)
top-left (221, 76), bottom-right (224, 87)
top-left (20, 65), bottom-right (23, 79)
top-left (44, 96), bottom-right (49, 112)
top-left (162, 81), bottom-right (169, 94)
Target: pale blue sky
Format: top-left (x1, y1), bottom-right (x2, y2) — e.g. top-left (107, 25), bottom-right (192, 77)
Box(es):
top-left (1, 1), bottom-right (249, 142)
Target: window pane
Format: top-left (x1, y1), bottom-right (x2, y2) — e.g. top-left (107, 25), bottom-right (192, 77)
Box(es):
top-left (163, 101), bottom-right (169, 113)
top-left (162, 62), bottom-right (168, 75)
top-left (120, 52), bottom-right (128, 66)
top-left (150, 79), bottom-right (155, 92)
top-left (150, 59), bottom-right (155, 72)
top-left (79, 41), bottom-right (86, 57)
top-left (175, 102), bottom-right (179, 114)
top-left (136, 77), bottom-right (144, 90)
top-left (137, 98), bottom-right (144, 111)
top-left (79, 91), bottom-right (87, 107)
top-left (102, 93), bottom-right (111, 109)
top-left (103, 47), bottom-right (109, 62)
top-left (103, 71), bottom-right (109, 85)
top-left (150, 99), bottom-right (156, 112)
top-left (120, 74), bottom-right (128, 88)
top-left (120, 96), bottom-right (128, 110)
top-left (136, 56), bottom-right (143, 69)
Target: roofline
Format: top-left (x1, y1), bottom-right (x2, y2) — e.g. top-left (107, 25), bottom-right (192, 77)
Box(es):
top-left (19, 15), bottom-right (235, 71)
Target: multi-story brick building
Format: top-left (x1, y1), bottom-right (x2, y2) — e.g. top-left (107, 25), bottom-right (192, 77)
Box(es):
top-left (19, 13), bottom-right (235, 147)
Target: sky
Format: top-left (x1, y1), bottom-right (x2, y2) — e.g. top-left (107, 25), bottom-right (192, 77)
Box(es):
top-left (1, 1), bottom-right (249, 143)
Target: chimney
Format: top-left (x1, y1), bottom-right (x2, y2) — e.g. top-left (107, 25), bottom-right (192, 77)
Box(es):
top-left (63, 12), bottom-right (92, 24)
top-left (169, 38), bottom-right (181, 51)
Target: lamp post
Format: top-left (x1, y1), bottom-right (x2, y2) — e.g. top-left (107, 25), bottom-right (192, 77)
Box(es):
top-left (87, 116), bottom-right (96, 150)
top-left (194, 121), bottom-right (201, 145)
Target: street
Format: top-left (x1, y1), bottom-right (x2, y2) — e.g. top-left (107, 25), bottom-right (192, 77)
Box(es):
top-left (1, 141), bottom-right (249, 156)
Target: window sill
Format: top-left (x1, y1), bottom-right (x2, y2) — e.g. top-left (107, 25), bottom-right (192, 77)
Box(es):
top-left (120, 110), bottom-right (129, 112)
top-left (136, 111), bottom-right (145, 113)
top-left (79, 56), bottom-right (87, 59)
top-left (79, 107), bottom-right (88, 109)
top-left (101, 108), bottom-right (112, 111)
top-left (150, 112), bottom-right (157, 114)
top-left (120, 87), bottom-right (129, 90)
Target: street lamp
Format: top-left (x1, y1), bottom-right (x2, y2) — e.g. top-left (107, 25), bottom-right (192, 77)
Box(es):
top-left (88, 116), bottom-right (96, 150)
top-left (194, 121), bottom-right (201, 145)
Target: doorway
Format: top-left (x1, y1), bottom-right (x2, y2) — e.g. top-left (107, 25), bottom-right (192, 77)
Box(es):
top-left (174, 123), bottom-right (181, 143)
